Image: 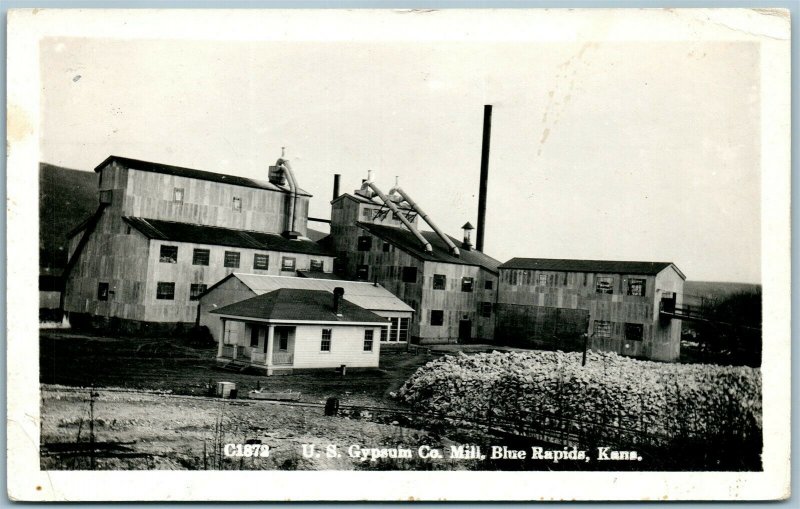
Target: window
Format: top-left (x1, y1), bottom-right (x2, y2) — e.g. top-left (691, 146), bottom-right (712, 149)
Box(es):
top-left (224, 251), bottom-right (241, 268)
top-left (596, 276), bottom-right (614, 294)
top-left (281, 257), bottom-right (296, 271)
top-left (383, 242), bottom-right (391, 253)
top-left (390, 318), bottom-right (400, 342)
top-left (433, 274), bottom-right (446, 290)
top-left (309, 259), bottom-right (324, 272)
top-left (250, 327), bottom-right (260, 347)
top-left (362, 208), bottom-right (374, 219)
top-left (97, 282), bottom-right (109, 301)
top-left (398, 318), bottom-right (409, 342)
top-left (380, 326), bottom-right (388, 342)
top-left (627, 278), bottom-right (646, 296)
top-left (625, 323), bottom-right (644, 341)
top-left (593, 320), bottom-right (612, 338)
top-left (99, 190), bottom-right (112, 204)
top-left (356, 265), bottom-right (369, 281)
top-left (484, 280), bottom-right (494, 290)
top-left (253, 254), bottom-right (269, 270)
top-left (232, 197), bottom-right (242, 211)
top-left (363, 330), bottom-right (374, 351)
top-left (156, 282), bottom-right (175, 300)
top-left (160, 245), bottom-right (178, 263)
top-left (279, 329), bottom-right (289, 350)
top-left (461, 277), bottom-right (474, 292)
top-left (480, 302), bottom-right (492, 318)
top-left (430, 310), bottom-right (444, 326)
top-left (402, 266), bottom-right (417, 283)
top-left (189, 284), bottom-right (207, 300)
top-left (126, 225), bottom-right (132, 235)
top-left (193, 249), bottom-right (210, 266)
top-left (357, 236), bottom-right (372, 251)
top-left (538, 274), bottom-right (548, 286)
top-left (320, 328), bottom-right (332, 351)
top-left (173, 187), bottom-right (184, 203)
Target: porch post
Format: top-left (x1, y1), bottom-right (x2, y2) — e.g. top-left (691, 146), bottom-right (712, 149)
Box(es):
top-left (265, 325), bottom-right (275, 375)
top-left (217, 318), bottom-right (226, 358)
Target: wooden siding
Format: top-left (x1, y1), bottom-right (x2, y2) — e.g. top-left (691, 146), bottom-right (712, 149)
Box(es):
top-left (291, 324), bottom-right (380, 369)
top-left (198, 277), bottom-right (257, 335)
top-left (497, 267), bottom-right (681, 361)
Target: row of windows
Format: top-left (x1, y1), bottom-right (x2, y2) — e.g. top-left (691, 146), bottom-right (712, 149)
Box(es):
top-left (593, 321), bottom-right (644, 341)
top-left (160, 245), bottom-right (322, 272)
top-left (504, 269), bottom-right (646, 296)
top-left (360, 209), bottom-right (408, 225)
top-left (354, 265), bottom-right (494, 292)
top-left (173, 187), bottom-right (243, 212)
top-left (97, 282), bottom-right (208, 301)
top-left (318, 328), bottom-right (380, 352)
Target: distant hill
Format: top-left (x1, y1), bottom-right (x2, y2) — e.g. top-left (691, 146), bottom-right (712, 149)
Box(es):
top-left (683, 280), bottom-right (761, 306)
top-left (39, 163), bottom-right (98, 274)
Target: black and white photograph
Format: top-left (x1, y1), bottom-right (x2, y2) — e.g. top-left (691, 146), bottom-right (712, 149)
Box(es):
top-left (7, 7), bottom-right (791, 501)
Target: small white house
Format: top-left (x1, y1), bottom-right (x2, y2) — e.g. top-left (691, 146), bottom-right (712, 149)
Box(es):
top-left (211, 287), bottom-right (387, 375)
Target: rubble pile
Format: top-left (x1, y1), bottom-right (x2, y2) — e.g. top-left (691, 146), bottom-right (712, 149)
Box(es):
top-left (397, 350), bottom-right (761, 441)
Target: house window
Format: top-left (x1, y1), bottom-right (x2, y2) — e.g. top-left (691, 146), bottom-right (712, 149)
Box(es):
top-left (625, 323), bottom-right (644, 341)
top-left (461, 277), bottom-right (474, 292)
top-left (596, 276), bottom-right (614, 294)
top-left (364, 330), bottom-right (374, 351)
top-left (484, 280), bottom-right (494, 290)
top-left (593, 320), bottom-right (612, 338)
top-left (224, 251), bottom-right (240, 268)
top-left (189, 283), bottom-right (207, 301)
top-left (156, 282), bottom-right (175, 300)
top-left (159, 245), bottom-right (178, 263)
top-left (383, 242), bottom-right (391, 253)
top-left (253, 254), bottom-right (269, 270)
top-left (97, 282), bottom-right (109, 301)
top-left (627, 278), bottom-right (646, 296)
top-left (402, 266), bottom-right (417, 283)
top-left (430, 310), bottom-right (444, 326)
top-left (380, 325), bottom-right (388, 342)
top-left (433, 274), bottom-right (446, 290)
top-left (279, 329), bottom-right (289, 350)
top-left (538, 274), bottom-right (548, 286)
top-left (281, 257), bottom-right (296, 271)
top-left (356, 265), bottom-right (369, 281)
top-left (309, 259), bottom-right (324, 272)
top-left (320, 328), bottom-right (332, 351)
top-left (193, 249), bottom-right (210, 266)
top-left (232, 196), bottom-right (242, 211)
top-left (250, 326), bottom-right (260, 347)
top-left (398, 318), bottom-right (409, 342)
top-left (389, 318), bottom-right (399, 342)
top-left (480, 302), bottom-right (492, 318)
top-left (173, 187), bottom-right (184, 203)
top-left (357, 236), bottom-right (372, 251)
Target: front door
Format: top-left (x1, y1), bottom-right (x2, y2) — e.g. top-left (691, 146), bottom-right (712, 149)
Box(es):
top-left (458, 320), bottom-right (472, 343)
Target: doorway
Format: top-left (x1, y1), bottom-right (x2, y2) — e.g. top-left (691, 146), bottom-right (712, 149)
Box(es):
top-left (458, 320), bottom-right (472, 343)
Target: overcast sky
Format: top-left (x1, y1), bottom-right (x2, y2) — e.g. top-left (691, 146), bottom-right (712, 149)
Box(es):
top-left (40, 37), bottom-right (761, 283)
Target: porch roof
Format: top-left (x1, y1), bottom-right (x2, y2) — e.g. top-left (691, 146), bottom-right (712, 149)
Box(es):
top-left (210, 288), bottom-right (387, 323)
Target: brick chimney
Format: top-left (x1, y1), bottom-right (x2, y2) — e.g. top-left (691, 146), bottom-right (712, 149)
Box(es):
top-left (333, 287), bottom-right (345, 316)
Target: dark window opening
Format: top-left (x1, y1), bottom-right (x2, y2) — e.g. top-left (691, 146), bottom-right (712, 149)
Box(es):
top-left (156, 282), bottom-right (175, 300)
top-left (461, 277), bottom-right (474, 292)
top-left (398, 318), bottom-right (409, 342)
top-left (250, 327), bottom-right (260, 347)
top-left (193, 249), bottom-right (210, 266)
top-left (159, 245), bottom-right (178, 263)
top-left (279, 329), bottom-right (289, 350)
top-left (402, 266), bottom-right (417, 283)
top-left (97, 282), bottom-right (109, 301)
top-left (627, 278), bottom-right (646, 296)
top-left (382, 242), bottom-right (391, 253)
top-left (593, 320), bottom-right (612, 338)
top-left (309, 259), bottom-right (324, 272)
top-left (380, 325), bottom-right (388, 342)
top-left (430, 310), bottom-right (444, 326)
top-left (224, 251), bottom-right (241, 268)
top-left (189, 283), bottom-right (207, 301)
top-left (357, 236), bottom-right (372, 251)
top-left (356, 265), bottom-right (369, 281)
top-left (254, 254), bottom-right (269, 270)
top-left (484, 280), bottom-right (494, 290)
top-left (433, 274), bottom-right (446, 290)
top-left (281, 257), bottom-right (296, 271)
top-left (625, 323), bottom-right (644, 341)
top-left (480, 302), bottom-right (492, 318)
top-left (596, 276), bottom-right (614, 294)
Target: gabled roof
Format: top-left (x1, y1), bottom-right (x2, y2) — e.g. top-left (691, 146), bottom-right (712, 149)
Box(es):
top-left (202, 273), bottom-right (414, 313)
top-left (211, 288), bottom-right (386, 323)
top-left (499, 258), bottom-right (685, 279)
top-left (122, 217), bottom-right (334, 257)
top-left (95, 155), bottom-right (312, 197)
top-left (356, 222), bottom-right (501, 274)
top-left (331, 192), bottom-right (415, 212)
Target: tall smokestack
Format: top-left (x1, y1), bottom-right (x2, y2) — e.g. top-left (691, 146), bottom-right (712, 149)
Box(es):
top-left (333, 174), bottom-right (341, 200)
top-left (476, 105), bottom-right (492, 252)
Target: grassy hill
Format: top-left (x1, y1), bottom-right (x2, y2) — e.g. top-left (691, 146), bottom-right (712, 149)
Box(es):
top-left (39, 163), bottom-right (98, 274)
top-left (683, 280), bottom-right (761, 306)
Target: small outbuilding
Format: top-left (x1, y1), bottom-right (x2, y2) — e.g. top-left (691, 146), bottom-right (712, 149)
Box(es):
top-left (211, 287), bottom-right (386, 375)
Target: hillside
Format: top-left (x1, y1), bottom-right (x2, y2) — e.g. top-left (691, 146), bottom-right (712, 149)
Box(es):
top-left (683, 280), bottom-right (761, 306)
top-left (39, 163), bottom-right (98, 273)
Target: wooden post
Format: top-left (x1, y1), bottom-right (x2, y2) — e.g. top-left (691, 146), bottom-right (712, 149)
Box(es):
top-left (217, 318), bottom-right (226, 358)
top-left (265, 325), bottom-right (275, 375)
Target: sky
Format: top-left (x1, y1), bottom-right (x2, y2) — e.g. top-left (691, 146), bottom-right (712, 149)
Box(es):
top-left (40, 36), bottom-right (761, 283)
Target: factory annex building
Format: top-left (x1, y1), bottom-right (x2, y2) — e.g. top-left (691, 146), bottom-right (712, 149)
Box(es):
top-left (63, 155), bottom-right (335, 333)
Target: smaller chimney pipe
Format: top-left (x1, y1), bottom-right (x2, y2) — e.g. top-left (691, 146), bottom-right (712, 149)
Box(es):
top-left (332, 174), bottom-right (341, 200)
top-left (333, 287), bottom-right (345, 316)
